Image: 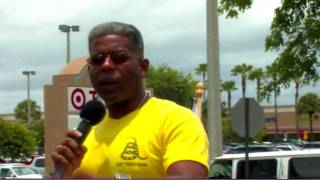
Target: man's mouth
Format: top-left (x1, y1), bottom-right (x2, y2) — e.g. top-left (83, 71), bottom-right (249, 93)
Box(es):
top-left (98, 79), bottom-right (119, 89)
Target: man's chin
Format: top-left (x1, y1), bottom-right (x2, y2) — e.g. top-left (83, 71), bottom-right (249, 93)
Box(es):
top-left (100, 94), bottom-right (121, 106)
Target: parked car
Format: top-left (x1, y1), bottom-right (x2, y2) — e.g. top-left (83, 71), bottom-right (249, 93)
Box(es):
top-left (287, 139), bottom-right (308, 148)
top-left (274, 143), bottom-right (302, 151)
top-left (0, 159), bottom-right (6, 164)
top-left (223, 143), bottom-right (240, 153)
top-left (303, 141), bottom-right (320, 150)
top-left (209, 150), bottom-right (320, 179)
top-left (29, 156), bottom-right (45, 175)
top-left (0, 154), bottom-right (35, 165)
top-left (0, 163), bottom-right (42, 179)
top-left (224, 144), bottom-right (280, 154)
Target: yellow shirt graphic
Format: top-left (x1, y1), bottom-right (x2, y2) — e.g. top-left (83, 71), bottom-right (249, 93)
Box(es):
top-left (75, 97), bottom-right (209, 178)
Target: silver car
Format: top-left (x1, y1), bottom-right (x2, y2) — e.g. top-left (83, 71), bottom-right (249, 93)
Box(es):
top-left (29, 156), bottom-right (45, 176)
top-left (0, 163), bottom-right (42, 179)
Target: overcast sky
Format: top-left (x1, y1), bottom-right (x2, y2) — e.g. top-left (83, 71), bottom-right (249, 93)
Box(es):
top-left (0, 0), bottom-right (319, 113)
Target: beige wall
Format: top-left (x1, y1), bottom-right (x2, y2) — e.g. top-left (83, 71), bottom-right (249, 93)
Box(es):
top-left (44, 57), bottom-right (92, 175)
top-left (264, 106), bottom-right (320, 136)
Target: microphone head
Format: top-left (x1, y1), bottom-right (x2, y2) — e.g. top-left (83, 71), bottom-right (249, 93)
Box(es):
top-left (80, 99), bottom-right (106, 125)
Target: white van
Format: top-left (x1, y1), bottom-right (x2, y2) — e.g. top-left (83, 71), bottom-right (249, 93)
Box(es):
top-left (209, 150), bottom-right (320, 179)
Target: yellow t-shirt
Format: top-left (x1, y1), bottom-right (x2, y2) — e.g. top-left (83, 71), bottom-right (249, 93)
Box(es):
top-left (75, 97), bottom-right (209, 178)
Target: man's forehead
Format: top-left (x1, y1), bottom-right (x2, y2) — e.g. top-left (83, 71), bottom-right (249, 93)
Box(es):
top-left (92, 34), bottom-right (130, 47)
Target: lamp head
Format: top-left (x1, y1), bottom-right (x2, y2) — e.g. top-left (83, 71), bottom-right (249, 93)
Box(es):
top-left (59, 24), bottom-right (70, 32)
top-left (71, 25), bottom-right (80, 32)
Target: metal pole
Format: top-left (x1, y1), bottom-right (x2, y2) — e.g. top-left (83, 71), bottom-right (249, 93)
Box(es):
top-left (23, 71), bottom-right (35, 124)
top-left (244, 98), bottom-right (250, 179)
top-left (206, 0), bottom-right (223, 159)
top-left (309, 112), bottom-right (313, 141)
top-left (66, 30), bottom-right (70, 64)
top-left (295, 84), bottom-right (299, 139)
top-left (242, 78), bottom-right (245, 98)
top-left (274, 89), bottom-right (278, 141)
top-left (27, 74), bottom-right (31, 124)
top-left (59, 25), bottom-right (79, 64)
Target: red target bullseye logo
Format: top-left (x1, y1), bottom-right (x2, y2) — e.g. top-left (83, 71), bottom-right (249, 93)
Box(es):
top-left (71, 88), bottom-right (86, 110)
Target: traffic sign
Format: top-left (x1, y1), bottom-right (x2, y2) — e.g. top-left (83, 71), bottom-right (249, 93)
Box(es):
top-left (230, 97), bottom-right (264, 137)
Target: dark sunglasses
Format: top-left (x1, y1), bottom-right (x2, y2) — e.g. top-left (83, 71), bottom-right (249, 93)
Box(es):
top-left (88, 52), bottom-right (131, 65)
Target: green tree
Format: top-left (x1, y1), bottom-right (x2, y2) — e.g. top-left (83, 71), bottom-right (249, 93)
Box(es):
top-left (0, 119), bottom-right (36, 161)
top-left (29, 119), bottom-right (44, 150)
top-left (261, 62), bottom-right (282, 140)
top-left (231, 63), bottom-right (253, 98)
top-left (14, 99), bottom-right (41, 122)
top-left (292, 76), bottom-right (302, 138)
top-left (248, 67), bottom-right (264, 102)
top-left (287, 73), bottom-right (310, 138)
top-left (222, 117), bottom-right (242, 144)
top-left (221, 80), bottom-right (237, 115)
top-left (219, 0), bottom-right (320, 84)
top-left (265, 0), bottom-right (320, 83)
top-left (218, 0), bottom-right (253, 18)
top-left (146, 64), bottom-right (196, 108)
top-left (194, 63), bottom-right (208, 98)
top-left (202, 99), bottom-right (228, 119)
top-left (297, 92), bottom-right (320, 141)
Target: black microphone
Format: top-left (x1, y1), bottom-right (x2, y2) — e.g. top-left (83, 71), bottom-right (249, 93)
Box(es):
top-left (52, 99), bottom-right (106, 178)
top-left (75, 99), bottom-right (106, 144)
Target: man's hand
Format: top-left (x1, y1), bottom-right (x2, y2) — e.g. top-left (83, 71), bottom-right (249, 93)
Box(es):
top-left (167, 160), bottom-right (208, 179)
top-left (51, 130), bottom-right (87, 178)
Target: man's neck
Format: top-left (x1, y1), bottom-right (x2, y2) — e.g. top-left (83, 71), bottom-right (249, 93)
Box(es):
top-left (107, 92), bottom-right (148, 119)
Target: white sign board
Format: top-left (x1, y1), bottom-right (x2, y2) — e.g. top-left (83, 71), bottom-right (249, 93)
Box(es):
top-left (68, 114), bottom-right (82, 130)
top-left (145, 88), bottom-right (152, 97)
top-left (68, 87), bottom-right (152, 113)
top-left (68, 87), bottom-right (97, 113)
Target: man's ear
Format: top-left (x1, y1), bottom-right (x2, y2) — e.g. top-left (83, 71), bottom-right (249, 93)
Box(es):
top-left (139, 59), bottom-right (149, 78)
top-left (86, 57), bottom-right (92, 72)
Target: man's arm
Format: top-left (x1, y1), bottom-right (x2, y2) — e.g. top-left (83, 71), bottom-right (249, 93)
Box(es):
top-left (167, 160), bottom-right (208, 178)
top-left (161, 105), bottom-right (209, 178)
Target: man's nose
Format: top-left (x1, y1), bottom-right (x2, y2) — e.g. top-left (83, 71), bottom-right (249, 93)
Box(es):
top-left (101, 55), bottom-right (115, 69)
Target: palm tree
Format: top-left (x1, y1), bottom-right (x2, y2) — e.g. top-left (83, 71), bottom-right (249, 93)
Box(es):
top-left (291, 76), bottom-right (302, 139)
top-left (248, 68), bottom-right (264, 102)
top-left (221, 80), bottom-right (238, 115)
top-left (265, 63), bottom-right (281, 141)
top-left (297, 92), bottom-right (320, 141)
top-left (231, 63), bottom-right (253, 98)
top-left (195, 63), bottom-right (208, 98)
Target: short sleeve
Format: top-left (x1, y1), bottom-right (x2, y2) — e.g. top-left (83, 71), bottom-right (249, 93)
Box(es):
top-left (162, 108), bottom-right (209, 173)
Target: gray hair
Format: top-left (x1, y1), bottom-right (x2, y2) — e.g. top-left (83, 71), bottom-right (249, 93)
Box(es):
top-left (88, 21), bottom-right (144, 57)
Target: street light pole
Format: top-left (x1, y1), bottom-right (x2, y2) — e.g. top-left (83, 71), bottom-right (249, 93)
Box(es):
top-left (207, 0), bottom-right (223, 159)
top-left (58, 25), bottom-right (80, 64)
top-left (22, 71), bottom-right (36, 124)
top-left (66, 29), bottom-right (70, 65)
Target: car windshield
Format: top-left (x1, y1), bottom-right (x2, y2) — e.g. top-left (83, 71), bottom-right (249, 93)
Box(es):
top-left (34, 158), bottom-right (44, 167)
top-left (12, 166), bottom-right (37, 175)
top-left (304, 143), bottom-right (320, 149)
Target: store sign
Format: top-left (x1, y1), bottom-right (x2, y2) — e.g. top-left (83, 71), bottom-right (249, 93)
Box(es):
top-left (68, 87), bottom-right (96, 113)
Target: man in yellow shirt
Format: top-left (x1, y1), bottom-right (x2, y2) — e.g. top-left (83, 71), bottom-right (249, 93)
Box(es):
top-left (51, 21), bottom-right (208, 178)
